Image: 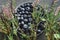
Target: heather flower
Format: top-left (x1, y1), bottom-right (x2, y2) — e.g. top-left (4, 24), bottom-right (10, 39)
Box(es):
top-left (2, 4), bottom-right (14, 20)
top-left (32, 0), bottom-right (40, 7)
top-left (54, 6), bottom-right (60, 16)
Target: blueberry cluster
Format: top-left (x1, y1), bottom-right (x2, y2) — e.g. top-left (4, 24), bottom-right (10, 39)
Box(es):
top-left (15, 2), bottom-right (45, 38)
top-left (37, 21), bottom-right (45, 36)
top-left (15, 2), bottom-right (33, 36)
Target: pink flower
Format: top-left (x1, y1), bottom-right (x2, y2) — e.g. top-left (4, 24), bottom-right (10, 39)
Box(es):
top-left (54, 6), bottom-right (60, 16)
top-left (32, 0), bottom-right (40, 7)
top-left (2, 5), bottom-right (13, 20)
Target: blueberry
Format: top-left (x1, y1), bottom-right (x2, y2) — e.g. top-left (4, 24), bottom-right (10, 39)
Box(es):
top-left (24, 19), bottom-right (28, 22)
top-left (19, 12), bottom-right (22, 13)
top-left (23, 24), bottom-right (28, 28)
top-left (16, 14), bottom-right (21, 17)
top-left (26, 7), bottom-right (30, 11)
top-left (17, 28), bottom-right (21, 32)
top-left (28, 18), bottom-right (32, 22)
top-left (21, 11), bottom-right (25, 14)
top-left (28, 15), bottom-right (31, 17)
top-left (38, 29), bottom-right (41, 32)
top-left (20, 16), bottom-right (24, 19)
top-left (24, 3), bottom-right (28, 7)
top-left (23, 14), bottom-right (27, 17)
top-left (18, 19), bottom-right (23, 23)
top-left (25, 11), bottom-right (29, 14)
top-left (17, 8), bottom-right (22, 12)
top-left (20, 5), bottom-right (25, 8)
top-left (17, 16), bottom-right (20, 20)
top-left (37, 29), bottom-right (42, 34)
top-left (21, 21), bottom-right (24, 24)
top-left (21, 8), bottom-right (25, 11)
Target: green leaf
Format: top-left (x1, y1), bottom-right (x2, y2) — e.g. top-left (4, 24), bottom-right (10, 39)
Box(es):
top-left (54, 34), bottom-right (60, 39)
